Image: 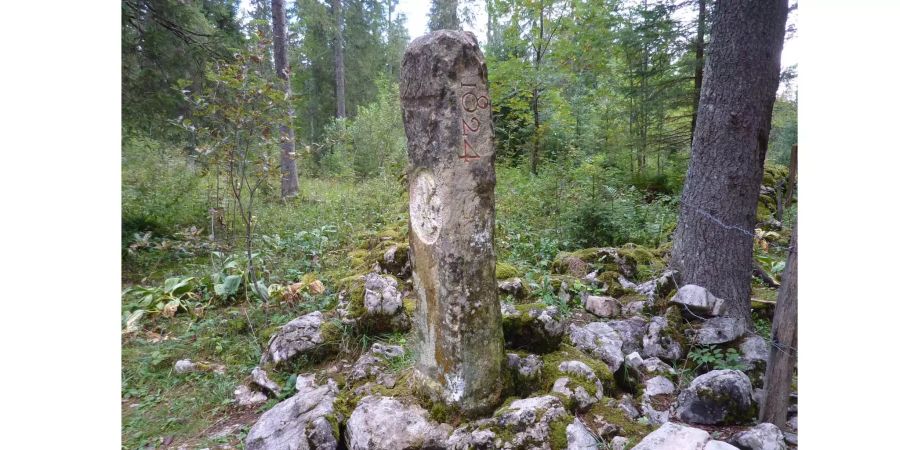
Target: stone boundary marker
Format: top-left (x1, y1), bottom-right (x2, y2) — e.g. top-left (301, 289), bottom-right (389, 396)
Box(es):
top-left (400, 30), bottom-right (505, 416)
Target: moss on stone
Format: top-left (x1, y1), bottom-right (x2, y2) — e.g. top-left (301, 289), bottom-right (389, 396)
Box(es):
top-left (584, 401), bottom-right (654, 442)
top-left (541, 344), bottom-right (615, 394)
top-left (756, 203), bottom-right (773, 223)
top-left (403, 298), bottom-right (417, 314)
top-left (496, 262), bottom-right (522, 280)
top-left (597, 271), bottom-right (629, 297)
top-left (548, 414), bottom-right (573, 450)
top-left (762, 163), bottom-right (789, 187)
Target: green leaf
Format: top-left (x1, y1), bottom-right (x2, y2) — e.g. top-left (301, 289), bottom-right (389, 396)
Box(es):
top-left (215, 275), bottom-right (242, 297)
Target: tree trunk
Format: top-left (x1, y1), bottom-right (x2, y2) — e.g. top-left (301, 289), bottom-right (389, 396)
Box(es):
top-left (759, 226), bottom-right (798, 428)
top-left (332, 0), bottom-right (346, 119)
top-left (529, 3), bottom-right (544, 175)
top-left (271, 0), bottom-right (299, 199)
top-left (670, 0), bottom-right (788, 327)
top-left (690, 0), bottom-right (706, 143)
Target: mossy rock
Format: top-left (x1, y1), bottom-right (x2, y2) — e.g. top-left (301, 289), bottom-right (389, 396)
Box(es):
top-left (756, 203), bottom-right (773, 223)
top-left (619, 244), bottom-right (656, 265)
top-left (550, 248), bottom-right (602, 275)
top-left (502, 303), bottom-right (564, 353)
top-left (597, 271), bottom-right (630, 298)
top-left (548, 274), bottom-right (581, 293)
top-left (541, 344), bottom-right (616, 395)
top-left (496, 262), bottom-right (522, 280)
top-left (762, 163), bottom-right (790, 188)
top-left (582, 400), bottom-right (654, 443)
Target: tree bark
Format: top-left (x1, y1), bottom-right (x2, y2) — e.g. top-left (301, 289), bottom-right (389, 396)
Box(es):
top-left (670, 0), bottom-right (788, 327)
top-left (689, 0), bottom-right (706, 143)
top-left (271, 0), bottom-right (299, 199)
top-left (529, 2), bottom-right (544, 175)
top-left (759, 226), bottom-right (798, 428)
top-left (332, 0), bottom-right (346, 119)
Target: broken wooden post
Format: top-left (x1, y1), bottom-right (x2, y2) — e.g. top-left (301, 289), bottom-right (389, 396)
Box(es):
top-left (400, 30), bottom-right (504, 416)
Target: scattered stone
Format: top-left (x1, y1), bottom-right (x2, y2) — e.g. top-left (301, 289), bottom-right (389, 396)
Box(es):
top-left (608, 317), bottom-right (649, 355)
top-left (508, 353), bottom-right (543, 381)
top-left (641, 376), bottom-right (676, 425)
top-left (690, 317), bottom-right (747, 345)
top-left (706, 440), bottom-right (741, 450)
top-left (625, 352), bottom-right (644, 370)
top-left (552, 377), bottom-right (597, 411)
top-left (502, 302), bottom-right (567, 353)
top-left (348, 344), bottom-right (405, 387)
top-left (671, 284), bottom-right (725, 316)
top-left (498, 277), bottom-right (526, 299)
top-left (634, 269), bottom-right (678, 303)
top-left (380, 244), bottom-right (410, 277)
top-left (234, 385), bottom-right (268, 407)
top-left (623, 299), bottom-right (648, 315)
top-left (632, 422), bottom-right (710, 450)
top-left (244, 377), bottom-right (339, 450)
top-left (786, 415), bottom-right (797, 432)
top-left (250, 367), bottom-right (281, 397)
top-left (174, 359), bottom-right (196, 374)
top-left (610, 436), bottom-right (630, 450)
top-left (584, 295), bottom-right (621, 318)
top-left (642, 316), bottom-right (684, 361)
top-left (402, 30), bottom-right (505, 416)
top-left (676, 370), bottom-right (754, 425)
top-left (446, 425), bottom-right (498, 450)
top-left (738, 335), bottom-right (769, 368)
top-left (617, 395), bottom-right (641, 420)
top-left (493, 395), bottom-right (571, 448)
top-left (294, 373), bottom-right (317, 391)
top-left (347, 396), bottom-right (451, 450)
top-left (566, 418), bottom-right (598, 450)
top-left (642, 357), bottom-right (676, 376)
top-left (260, 311), bottom-right (327, 366)
top-left (730, 423), bottom-right (787, 450)
top-left (783, 432), bottom-right (797, 446)
top-left (568, 322), bottom-right (625, 372)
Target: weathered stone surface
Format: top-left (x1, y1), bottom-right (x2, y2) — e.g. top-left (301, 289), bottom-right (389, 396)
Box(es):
top-left (642, 316), bottom-right (684, 361)
top-left (634, 269), bottom-right (678, 302)
top-left (568, 322), bottom-right (625, 372)
top-left (347, 396), bottom-right (450, 450)
top-left (250, 367), bottom-right (281, 397)
top-left (641, 375), bottom-right (676, 425)
top-left (234, 384), bottom-right (268, 407)
top-left (245, 377), bottom-right (339, 450)
top-left (446, 425), bottom-right (497, 450)
top-left (632, 422), bottom-right (710, 450)
top-left (174, 359), bottom-right (196, 374)
top-left (706, 440), bottom-right (741, 450)
top-left (617, 395), bottom-right (641, 420)
top-left (625, 351), bottom-right (644, 370)
top-left (676, 370), bottom-right (754, 425)
top-left (642, 357), bottom-right (676, 376)
top-left (502, 302), bottom-right (567, 353)
top-left (584, 295), bottom-right (621, 318)
top-left (610, 436), bottom-right (630, 450)
top-left (380, 244), bottom-right (410, 277)
top-left (671, 284), bottom-right (725, 316)
top-left (552, 377), bottom-right (597, 411)
top-left (608, 317), bottom-right (649, 355)
top-left (730, 423), bottom-right (787, 450)
top-left (738, 335), bottom-right (769, 368)
top-left (690, 317), bottom-right (747, 345)
top-left (508, 353), bottom-right (543, 380)
top-left (566, 418), bottom-right (598, 450)
top-left (402, 30), bottom-right (505, 416)
top-left (347, 344), bottom-right (403, 387)
top-left (260, 311), bottom-right (326, 365)
top-left (498, 277), bottom-right (526, 299)
top-left (494, 395), bottom-right (571, 449)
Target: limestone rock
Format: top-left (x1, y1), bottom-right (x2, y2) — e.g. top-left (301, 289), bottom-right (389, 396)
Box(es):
top-left (498, 277), bottom-right (526, 299)
top-left (671, 284), bottom-right (725, 316)
top-left (568, 322), bottom-right (625, 372)
top-left (502, 302), bottom-right (567, 353)
top-left (607, 317), bottom-right (649, 355)
top-left (566, 418), bottom-right (598, 450)
top-left (558, 360), bottom-right (605, 399)
top-left (346, 396), bottom-right (451, 450)
top-left (690, 317), bottom-right (747, 345)
top-left (676, 370), bottom-right (754, 425)
top-left (234, 385), bottom-right (268, 407)
top-left (642, 316), bottom-right (684, 361)
top-left (641, 376), bottom-right (676, 425)
top-left (634, 269), bottom-right (678, 303)
top-left (730, 423), bottom-right (787, 450)
top-left (446, 425), bottom-right (498, 450)
top-left (625, 351), bottom-right (644, 370)
top-left (245, 377), bottom-right (339, 450)
top-left (642, 357), bottom-right (676, 376)
top-left (610, 436), bottom-right (630, 450)
top-left (552, 377), bottom-right (597, 411)
top-left (250, 367), bottom-right (281, 397)
top-left (347, 346), bottom-right (400, 388)
top-left (260, 311), bottom-right (326, 365)
top-left (706, 440), bottom-right (741, 450)
top-left (494, 395), bottom-right (571, 449)
top-left (617, 395), bottom-right (641, 420)
top-left (584, 295), bottom-right (621, 318)
top-left (508, 353), bottom-right (543, 381)
top-left (632, 422), bottom-right (710, 450)
top-left (174, 359), bottom-right (196, 374)
top-left (738, 335), bottom-right (769, 368)
top-left (380, 244), bottom-right (410, 277)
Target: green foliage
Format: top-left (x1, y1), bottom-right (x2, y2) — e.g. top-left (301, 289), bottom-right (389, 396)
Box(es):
top-left (688, 345), bottom-right (746, 372)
